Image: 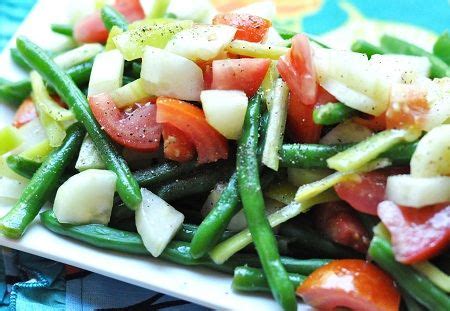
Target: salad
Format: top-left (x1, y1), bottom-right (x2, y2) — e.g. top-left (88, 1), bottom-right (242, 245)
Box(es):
top-left (0, 0), bottom-right (449, 310)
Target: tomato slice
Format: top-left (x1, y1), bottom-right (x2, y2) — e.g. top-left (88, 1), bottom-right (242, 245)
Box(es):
top-left (212, 13), bottom-right (271, 43)
top-left (334, 168), bottom-right (408, 215)
top-left (74, 0), bottom-right (145, 43)
top-left (162, 124), bottom-right (196, 163)
top-left (89, 93), bottom-right (161, 152)
top-left (314, 202), bottom-right (370, 253)
top-left (286, 92), bottom-right (322, 143)
top-left (297, 259), bottom-right (401, 311)
top-left (378, 201), bottom-right (450, 264)
top-left (13, 98), bottom-right (37, 128)
top-left (211, 58), bottom-right (271, 97)
top-left (156, 97), bottom-right (228, 164)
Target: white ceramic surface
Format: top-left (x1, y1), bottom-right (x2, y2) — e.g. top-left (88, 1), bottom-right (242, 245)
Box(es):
top-left (0, 1), bottom-right (311, 309)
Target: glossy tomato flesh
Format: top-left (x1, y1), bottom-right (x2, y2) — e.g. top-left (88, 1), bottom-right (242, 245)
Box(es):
top-left (162, 124), bottom-right (196, 162)
top-left (297, 259), bottom-right (401, 311)
top-left (213, 13), bottom-right (271, 43)
top-left (13, 98), bottom-right (37, 128)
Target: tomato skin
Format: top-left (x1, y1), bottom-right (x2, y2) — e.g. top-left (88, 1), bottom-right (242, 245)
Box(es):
top-left (74, 0), bottom-right (145, 43)
top-left (89, 93), bottom-right (161, 152)
top-left (213, 13), bottom-right (271, 43)
top-left (162, 124), bottom-right (196, 162)
top-left (13, 98), bottom-right (37, 128)
top-left (297, 259), bottom-right (401, 311)
top-left (197, 61), bottom-right (213, 90)
top-left (156, 97), bottom-right (228, 164)
top-left (286, 92), bottom-right (322, 143)
top-left (334, 168), bottom-right (408, 215)
top-left (314, 202), bottom-right (370, 253)
top-left (211, 58), bottom-right (270, 97)
top-left (378, 201), bottom-right (450, 264)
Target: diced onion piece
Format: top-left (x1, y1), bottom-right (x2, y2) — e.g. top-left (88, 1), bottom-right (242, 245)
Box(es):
top-left (369, 54), bottom-right (430, 84)
top-left (113, 20), bottom-right (193, 61)
top-left (17, 119), bottom-right (47, 152)
top-left (262, 27), bottom-right (290, 47)
top-left (166, 0), bottom-right (217, 23)
top-left (314, 47), bottom-right (390, 116)
top-left (0, 126), bottom-right (22, 156)
top-left (262, 79), bottom-right (289, 171)
top-left (88, 49), bottom-right (124, 96)
top-left (53, 43), bottom-right (103, 69)
top-left (320, 121), bottom-right (373, 145)
top-left (53, 169), bottom-right (117, 225)
top-left (423, 77), bottom-right (450, 131)
top-left (135, 188), bottom-right (184, 257)
top-left (200, 90), bottom-right (248, 140)
top-left (411, 124), bottom-right (450, 177)
top-left (166, 25), bottom-right (236, 61)
top-left (105, 26), bottom-right (123, 51)
top-left (227, 40), bottom-right (289, 60)
top-left (141, 47), bottom-right (204, 101)
top-left (233, 1), bottom-right (276, 20)
top-left (110, 78), bottom-right (150, 108)
top-left (0, 176), bottom-right (27, 202)
top-left (75, 136), bottom-right (105, 171)
top-left (386, 174), bottom-right (450, 207)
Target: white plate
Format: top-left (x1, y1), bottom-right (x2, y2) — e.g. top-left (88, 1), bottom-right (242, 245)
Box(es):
top-left (0, 1), bottom-right (310, 309)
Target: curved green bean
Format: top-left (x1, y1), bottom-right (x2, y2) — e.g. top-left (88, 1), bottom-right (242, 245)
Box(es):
top-left (133, 161), bottom-right (197, 187)
top-left (50, 24), bottom-right (74, 37)
top-left (0, 123), bottom-right (85, 238)
top-left (6, 155), bottom-right (41, 179)
top-left (101, 5), bottom-right (128, 31)
top-left (313, 102), bottom-right (358, 125)
top-left (16, 36), bottom-right (141, 209)
top-left (10, 48), bottom-right (32, 71)
top-left (351, 40), bottom-right (386, 58)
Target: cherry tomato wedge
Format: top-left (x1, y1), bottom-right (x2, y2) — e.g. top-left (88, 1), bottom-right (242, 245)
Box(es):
top-left (13, 98), bottom-right (37, 128)
top-left (162, 124), bottom-right (196, 163)
top-left (213, 13), bottom-right (271, 43)
top-left (211, 58), bottom-right (271, 97)
top-left (314, 202), bottom-right (370, 253)
top-left (156, 97), bottom-right (228, 164)
top-left (297, 259), bottom-right (401, 311)
top-left (89, 93), bottom-right (161, 152)
top-left (334, 168), bottom-right (408, 215)
top-left (74, 0), bottom-right (145, 43)
top-left (286, 92), bottom-right (322, 143)
top-left (378, 201), bottom-right (450, 264)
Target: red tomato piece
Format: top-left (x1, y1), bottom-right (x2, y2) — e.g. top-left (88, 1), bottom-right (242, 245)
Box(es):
top-left (286, 92), bottom-right (322, 143)
top-left (211, 58), bottom-right (271, 97)
top-left (316, 85), bottom-right (336, 105)
top-left (89, 93), bottom-right (161, 152)
top-left (156, 97), bottom-right (228, 164)
top-left (197, 61), bottom-right (213, 90)
top-left (314, 202), bottom-right (370, 253)
top-left (162, 124), bottom-right (196, 163)
top-left (378, 201), bottom-right (450, 264)
top-left (74, 0), bottom-right (145, 43)
top-left (297, 259), bottom-right (401, 311)
top-left (334, 168), bottom-right (408, 215)
top-left (13, 98), bottom-right (37, 128)
top-left (213, 13), bottom-right (271, 43)
top-left (353, 113), bottom-right (387, 132)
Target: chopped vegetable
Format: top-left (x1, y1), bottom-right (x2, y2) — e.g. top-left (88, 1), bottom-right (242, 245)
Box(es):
top-left (213, 13), bottom-right (271, 43)
top-left (101, 5), bottom-right (128, 31)
top-left (433, 32), bottom-right (450, 66)
top-left (110, 78), bottom-right (149, 108)
top-left (13, 98), bottom-right (37, 128)
top-left (0, 176), bottom-right (28, 204)
top-left (319, 120), bottom-right (373, 145)
top-left (19, 140), bottom-right (53, 163)
top-left (287, 168), bottom-right (332, 186)
top-left (313, 102), bottom-right (358, 126)
top-left (75, 136), bottom-right (105, 171)
top-left (351, 40), bottom-right (386, 57)
top-left (0, 126), bottom-right (23, 155)
top-left (226, 40), bottom-right (289, 60)
top-left (147, 0), bottom-right (170, 19)
top-left (53, 44), bottom-right (103, 69)
top-left (135, 188), bottom-right (184, 257)
top-left (88, 49), bottom-right (124, 96)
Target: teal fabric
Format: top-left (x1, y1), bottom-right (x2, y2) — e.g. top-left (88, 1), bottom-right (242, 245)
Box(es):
top-left (0, 0), bottom-right (36, 51)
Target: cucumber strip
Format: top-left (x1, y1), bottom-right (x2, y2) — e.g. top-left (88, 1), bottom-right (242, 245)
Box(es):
top-left (226, 40), bottom-right (289, 60)
top-left (53, 44), bottom-right (103, 70)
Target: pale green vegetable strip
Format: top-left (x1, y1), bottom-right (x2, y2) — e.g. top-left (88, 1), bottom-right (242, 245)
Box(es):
top-left (209, 190), bottom-right (338, 264)
top-left (105, 26), bottom-right (124, 51)
top-left (226, 40), bottom-right (289, 60)
top-left (413, 262), bottom-right (450, 293)
top-left (373, 222), bottom-right (391, 240)
top-left (288, 168), bottom-right (333, 186)
top-left (113, 20), bottom-right (193, 61)
top-left (33, 108), bottom-right (66, 148)
top-left (53, 43), bottom-right (103, 69)
top-left (327, 129), bottom-right (420, 172)
top-left (111, 78), bottom-right (150, 108)
top-left (262, 79), bottom-right (289, 171)
top-left (264, 181), bottom-right (297, 205)
top-left (0, 126), bottom-right (23, 155)
top-left (29, 72), bottom-right (74, 121)
top-left (19, 140), bottom-right (53, 163)
top-left (260, 61), bottom-right (279, 109)
top-left (147, 0), bottom-right (171, 19)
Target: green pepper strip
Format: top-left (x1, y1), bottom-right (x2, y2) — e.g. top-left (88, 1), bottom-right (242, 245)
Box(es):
top-left (0, 123), bottom-right (85, 238)
top-left (16, 36), bottom-right (142, 209)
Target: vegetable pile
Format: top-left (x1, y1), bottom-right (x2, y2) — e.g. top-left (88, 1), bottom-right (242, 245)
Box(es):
top-left (0, 1), bottom-right (449, 310)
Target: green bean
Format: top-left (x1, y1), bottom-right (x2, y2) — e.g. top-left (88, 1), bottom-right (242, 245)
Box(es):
top-left (274, 27), bottom-right (329, 48)
top-left (101, 5), bottom-right (128, 31)
top-left (433, 32), bottom-right (450, 65)
top-left (0, 123), bottom-right (85, 238)
top-left (369, 237), bottom-right (450, 311)
top-left (237, 91), bottom-right (296, 311)
top-left (130, 62), bottom-right (142, 79)
top-left (50, 24), bottom-right (74, 37)
top-left (6, 155), bottom-right (41, 179)
top-left (232, 266), bottom-right (305, 293)
top-left (380, 35), bottom-right (450, 78)
top-left (10, 48), bottom-right (32, 71)
top-left (156, 161), bottom-right (233, 202)
top-left (312, 102), bottom-right (358, 125)
top-left (16, 36), bottom-right (142, 209)
top-left (134, 161), bottom-right (197, 187)
top-left (0, 60), bottom-right (93, 106)
top-left (401, 289), bottom-right (426, 311)
top-left (175, 224), bottom-right (234, 243)
top-left (279, 141), bottom-right (418, 168)
top-left (351, 40), bottom-right (387, 58)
